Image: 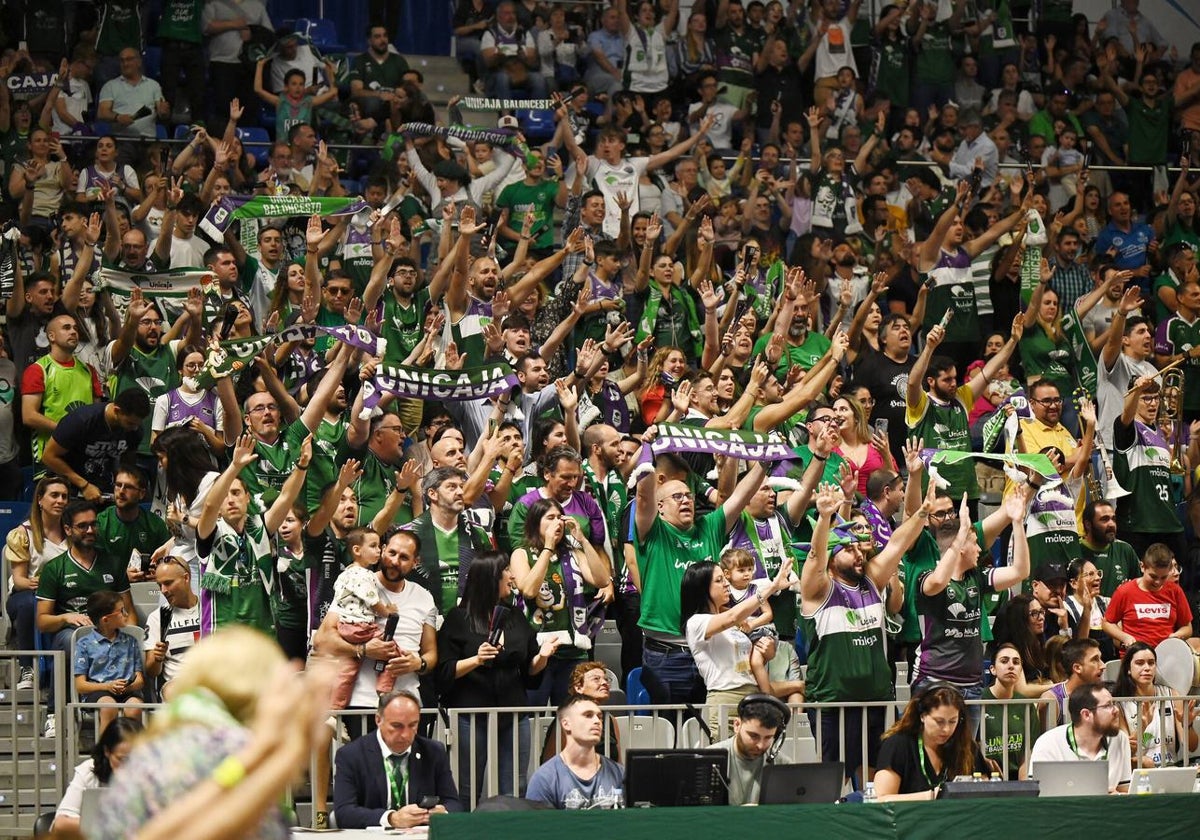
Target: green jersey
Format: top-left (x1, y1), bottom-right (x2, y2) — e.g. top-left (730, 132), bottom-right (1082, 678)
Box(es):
top-left (240, 419), bottom-right (312, 509)
top-left (96, 507), bottom-right (171, 570)
top-left (380, 289), bottom-right (431, 365)
top-left (348, 52), bottom-right (410, 93)
top-left (198, 516), bottom-right (274, 634)
top-left (914, 22), bottom-right (955, 86)
top-left (713, 26), bottom-right (762, 90)
top-left (1127, 96), bottom-right (1171, 165)
top-left (110, 341), bottom-right (180, 456)
top-left (1154, 311), bottom-right (1200, 412)
top-left (157, 0), bottom-right (203, 42)
top-left (353, 449), bottom-right (414, 528)
top-left (981, 686), bottom-right (1042, 778)
top-left (751, 330), bottom-right (833, 378)
top-left (304, 416), bottom-right (350, 514)
top-left (432, 524), bottom-right (462, 613)
top-left (1079, 538), bottom-right (1139, 599)
top-left (898, 525), bottom-right (989, 645)
top-left (95, 0), bottom-right (142, 57)
top-left (36, 549), bottom-right (130, 615)
top-left (800, 576), bottom-right (892, 702)
top-left (1113, 420), bottom-right (1181, 535)
top-left (907, 386), bottom-right (979, 499)
top-left (31, 355), bottom-right (98, 463)
top-left (525, 552), bottom-right (588, 661)
top-left (637, 509), bottom-right (729, 638)
top-left (495, 180), bottom-right (559, 250)
top-left (1018, 328), bottom-right (1074, 403)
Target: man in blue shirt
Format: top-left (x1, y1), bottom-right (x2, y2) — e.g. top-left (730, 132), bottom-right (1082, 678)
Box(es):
top-left (584, 6), bottom-right (626, 97)
top-left (1094, 192), bottom-right (1154, 294)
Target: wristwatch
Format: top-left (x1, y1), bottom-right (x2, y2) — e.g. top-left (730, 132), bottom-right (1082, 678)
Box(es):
top-left (417, 655), bottom-right (429, 674)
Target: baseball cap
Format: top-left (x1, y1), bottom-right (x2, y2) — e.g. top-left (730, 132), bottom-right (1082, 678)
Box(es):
top-left (1033, 562), bottom-right (1068, 582)
top-left (498, 115), bottom-right (519, 129)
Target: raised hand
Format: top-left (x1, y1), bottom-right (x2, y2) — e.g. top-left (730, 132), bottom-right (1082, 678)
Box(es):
top-left (232, 432), bottom-right (258, 469)
top-left (903, 436), bottom-right (925, 475)
top-left (671, 380), bottom-right (693, 414)
top-left (814, 482), bottom-right (843, 517)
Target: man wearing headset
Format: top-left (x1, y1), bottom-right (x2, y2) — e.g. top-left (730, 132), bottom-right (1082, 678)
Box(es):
top-left (711, 694), bottom-right (790, 805)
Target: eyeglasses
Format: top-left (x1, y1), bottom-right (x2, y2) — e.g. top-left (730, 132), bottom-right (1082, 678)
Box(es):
top-left (247, 403), bottom-right (279, 415)
top-left (929, 510), bottom-right (959, 523)
top-left (1140, 395), bottom-right (1161, 403)
top-left (1032, 397), bottom-right (1063, 406)
top-left (1028, 609), bottom-right (1046, 618)
top-left (665, 492), bottom-right (694, 504)
top-left (69, 520), bottom-right (98, 531)
top-left (808, 415), bottom-right (837, 425)
top-left (1093, 701), bottom-right (1117, 711)
top-left (376, 424), bottom-right (404, 435)
top-left (326, 287), bottom-right (353, 297)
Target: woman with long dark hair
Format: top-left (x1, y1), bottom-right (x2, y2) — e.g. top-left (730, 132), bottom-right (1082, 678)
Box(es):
top-left (436, 552), bottom-right (559, 802)
top-left (679, 557), bottom-right (794, 733)
top-left (874, 684), bottom-right (991, 799)
top-left (1113, 642), bottom-right (1199, 768)
top-left (992, 593), bottom-right (1054, 693)
top-left (54, 717), bottom-right (144, 831)
top-left (510, 497), bottom-right (612, 705)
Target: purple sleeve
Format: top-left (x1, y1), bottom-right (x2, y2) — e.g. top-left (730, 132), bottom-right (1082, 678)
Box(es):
top-left (1153, 319), bottom-right (1171, 356)
top-left (586, 494), bottom-right (606, 546)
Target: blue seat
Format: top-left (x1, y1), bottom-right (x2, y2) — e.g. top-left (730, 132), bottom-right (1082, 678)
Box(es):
top-left (155, 123), bottom-right (167, 140)
top-left (238, 126), bottom-right (272, 167)
top-left (339, 178), bottom-right (362, 196)
top-left (295, 17), bottom-right (347, 53)
top-left (91, 120), bottom-right (112, 138)
top-left (625, 667), bottom-right (650, 707)
top-left (173, 124), bottom-right (192, 140)
top-left (516, 108), bottom-right (556, 142)
top-left (143, 46), bottom-right (162, 80)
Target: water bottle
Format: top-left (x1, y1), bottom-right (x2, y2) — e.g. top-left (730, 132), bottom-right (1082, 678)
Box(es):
top-left (862, 783), bottom-right (877, 803)
top-left (1135, 773), bottom-right (1152, 795)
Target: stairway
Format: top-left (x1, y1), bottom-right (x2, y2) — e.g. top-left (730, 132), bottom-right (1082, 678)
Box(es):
top-left (0, 659), bottom-right (65, 840)
top-left (407, 54), bottom-right (472, 122)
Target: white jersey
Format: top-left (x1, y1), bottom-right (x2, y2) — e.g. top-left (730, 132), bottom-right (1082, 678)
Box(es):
top-left (585, 155), bottom-right (650, 238)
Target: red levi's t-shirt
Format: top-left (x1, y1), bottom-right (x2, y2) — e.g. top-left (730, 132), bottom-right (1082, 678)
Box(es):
top-left (1104, 579), bottom-right (1193, 648)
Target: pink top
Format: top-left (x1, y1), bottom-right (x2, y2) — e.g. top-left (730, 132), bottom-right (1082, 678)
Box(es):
top-left (836, 443), bottom-right (888, 498)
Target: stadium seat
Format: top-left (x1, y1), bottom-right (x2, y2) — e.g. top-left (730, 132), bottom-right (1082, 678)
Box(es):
top-left (155, 124), bottom-right (167, 140)
top-left (516, 108), bottom-right (555, 142)
top-left (173, 124), bottom-right (192, 141)
top-left (625, 667), bottom-right (650, 706)
top-left (615, 715), bottom-right (675, 749)
top-left (295, 17), bottom-right (347, 53)
top-left (142, 46), bottom-right (162, 80)
top-left (238, 126), bottom-right (272, 167)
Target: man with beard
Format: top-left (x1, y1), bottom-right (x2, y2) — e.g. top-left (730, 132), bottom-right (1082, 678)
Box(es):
top-left (35, 500), bottom-right (134, 735)
top-left (343, 401), bottom-right (424, 528)
top-left (1039, 638), bottom-right (1105, 721)
top-left (1029, 683), bottom-right (1131, 792)
top-left (349, 25), bottom-right (411, 124)
top-left (853, 314), bottom-right (915, 461)
top-left (711, 695), bottom-right (790, 806)
top-left (95, 466), bottom-right (170, 580)
top-left (916, 180), bottom-right (1031, 369)
top-left (896, 446), bottom-right (1023, 671)
top-left (633, 448), bottom-right (770, 704)
top-left (238, 347), bottom-right (351, 509)
top-left (913, 488), bottom-right (1032, 731)
top-left (1080, 500), bottom-right (1140, 598)
top-left (800, 475), bottom-right (935, 781)
top-left (403, 467), bottom-right (494, 614)
top-left (751, 281), bottom-right (833, 378)
top-left (109, 288), bottom-right (202, 479)
top-left (1113, 377), bottom-right (1185, 562)
top-left (21, 312), bottom-right (103, 467)
top-left (907, 317), bottom-right (1021, 508)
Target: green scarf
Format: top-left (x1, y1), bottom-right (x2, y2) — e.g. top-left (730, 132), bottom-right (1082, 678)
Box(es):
top-left (637, 281), bottom-right (701, 359)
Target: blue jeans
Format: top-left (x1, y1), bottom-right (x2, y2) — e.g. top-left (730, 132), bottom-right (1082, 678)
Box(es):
top-left (457, 712), bottom-right (530, 801)
top-left (44, 625), bottom-right (76, 707)
top-left (640, 643), bottom-right (705, 705)
top-left (5, 589), bottom-right (37, 666)
top-left (911, 678), bottom-right (984, 738)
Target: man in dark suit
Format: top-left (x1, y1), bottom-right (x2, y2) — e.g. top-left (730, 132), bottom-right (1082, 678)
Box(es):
top-left (333, 690), bottom-right (464, 828)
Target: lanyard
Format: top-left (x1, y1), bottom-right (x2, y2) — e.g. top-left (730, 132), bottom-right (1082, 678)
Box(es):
top-left (917, 734), bottom-right (947, 789)
top-left (383, 753), bottom-right (408, 809)
top-left (1065, 724), bottom-right (1108, 761)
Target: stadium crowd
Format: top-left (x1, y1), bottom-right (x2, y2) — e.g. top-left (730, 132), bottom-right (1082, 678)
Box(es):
top-left (3, 0), bottom-right (1200, 832)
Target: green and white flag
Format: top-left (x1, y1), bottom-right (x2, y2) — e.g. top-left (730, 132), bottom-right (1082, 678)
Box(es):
top-left (923, 448), bottom-right (1058, 479)
top-left (199, 194), bottom-right (369, 240)
top-left (1062, 310), bottom-right (1098, 398)
top-left (95, 265), bottom-right (214, 319)
top-left (650, 423), bottom-right (792, 462)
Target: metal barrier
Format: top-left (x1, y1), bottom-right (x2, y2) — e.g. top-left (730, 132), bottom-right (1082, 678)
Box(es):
top-left (0, 651), bottom-right (65, 838)
top-left (29, 690), bottom-right (1200, 825)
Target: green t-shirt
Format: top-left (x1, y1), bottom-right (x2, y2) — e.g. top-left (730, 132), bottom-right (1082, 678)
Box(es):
top-left (1127, 96), bottom-right (1171, 165)
top-left (495, 179), bottom-right (559, 250)
top-left (240, 418), bottom-right (312, 509)
top-left (1155, 312), bottom-right (1200, 411)
top-left (1113, 421), bottom-right (1182, 535)
top-left (380, 288), bottom-right (432, 365)
top-left (713, 26), bottom-right (763, 90)
top-left (907, 386), bottom-right (980, 500)
top-left (1079, 538), bottom-right (1139, 599)
top-left (897, 525), bottom-right (988, 645)
top-left (157, 0), bottom-right (204, 42)
top-left (873, 38), bottom-right (910, 105)
top-left (433, 524), bottom-right (461, 613)
top-left (36, 549), bottom-right (130, 615)
top-left (111, 341), bottom-right (179, 456)
top-left (751, 330), bottom-right (833, 378)
top-left (95, 0), bottom-right (143, 57)
top-left (981, 686), bottom-right (1042, 778)
top-left (637, 508), bottom-right (729, 637)
top-left (96, 507), bottom-right (171, 569)
top-left (1018, 328), bottom-right (1074, 398)
top-left (304, 415), bottom-right (351, 514)
top-left (349, 52), bottom-right (411, 93)
top-left (915, 23), bottom-right (955, 86)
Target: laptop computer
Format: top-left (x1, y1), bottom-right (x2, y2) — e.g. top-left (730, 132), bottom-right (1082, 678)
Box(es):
top-left (1130, 767), bottom-right (1198, 794)
top-left (758, 762), bottom-right (845, 805)
top-left (1030, 760), bottom-right (1109, 797)
top-left (80, 788), bottom-right (103, 832)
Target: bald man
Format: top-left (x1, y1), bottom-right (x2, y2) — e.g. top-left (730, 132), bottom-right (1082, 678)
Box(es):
top-left (632, 444), bottom-right (768, 703)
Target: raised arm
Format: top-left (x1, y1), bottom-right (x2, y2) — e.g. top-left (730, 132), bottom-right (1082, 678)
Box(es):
top-left (965, 314), bottom-right (1022, 399)
top-left (647, 114), bottom-right (714, 173)
top-left (196, 435), bottom-right (258, 542)
top-left (262, 436), bottom-right (312, 533)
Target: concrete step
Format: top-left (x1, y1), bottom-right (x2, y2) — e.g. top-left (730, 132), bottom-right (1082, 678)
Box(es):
top-left (0, 709), bottom-right (45, 737)
top-left (0, 759), bottom-right (61, 785)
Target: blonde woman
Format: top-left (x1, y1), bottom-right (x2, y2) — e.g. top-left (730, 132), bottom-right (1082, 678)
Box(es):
top-left (832, 395), bottom-right (895, 498)
top-left (5, 474), bottom-right (70, 689)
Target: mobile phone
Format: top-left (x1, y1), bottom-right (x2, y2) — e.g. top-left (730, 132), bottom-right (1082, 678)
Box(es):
top-left (487, 418), bottom-right (497, 437)
top-left (874, 418), bottom-right (889, 438)
top-left (938, 308), bottom-right (954, 330)
top-left (18, 41), bottom-right (27, 52)
top-left (419, 795), bottom-right (439, 810)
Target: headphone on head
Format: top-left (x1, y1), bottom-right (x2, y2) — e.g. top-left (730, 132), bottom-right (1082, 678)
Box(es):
top-left (736, 693), bottom-right (791, 763)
